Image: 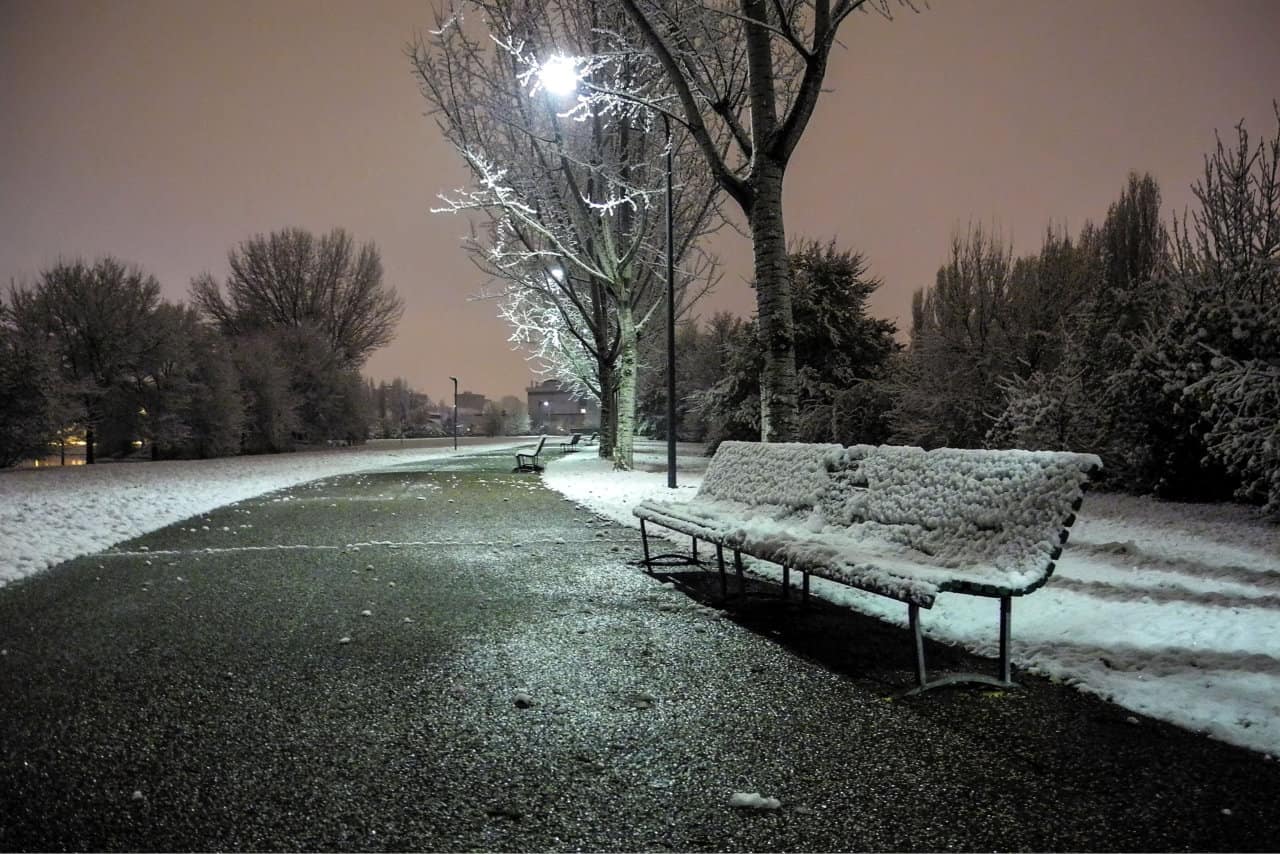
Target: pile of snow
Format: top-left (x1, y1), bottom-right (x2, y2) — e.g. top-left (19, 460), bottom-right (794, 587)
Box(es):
top-left (0, 441), bottom-right (515, 586)
top-left (545, 446), bottom-right (1280, 757)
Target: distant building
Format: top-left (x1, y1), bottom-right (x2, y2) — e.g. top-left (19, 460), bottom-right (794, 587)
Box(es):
top-left (445, 390), bottom-right (488, 435)
top-left (456, 391), bottom-right (486, 413)
top-left (527, 379), bottom-right (599, 434)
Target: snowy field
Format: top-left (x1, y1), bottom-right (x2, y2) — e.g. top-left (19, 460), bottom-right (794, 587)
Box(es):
top-left (0, 439), bottom-right (517, 586)
top-left (545, 443), bottom-right (1280, 758)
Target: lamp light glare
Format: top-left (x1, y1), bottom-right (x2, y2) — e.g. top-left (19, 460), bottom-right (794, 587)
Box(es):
top-left (539, 56), bottom-right (579, 97)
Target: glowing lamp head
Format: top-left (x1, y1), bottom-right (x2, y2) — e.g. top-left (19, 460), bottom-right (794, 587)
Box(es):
top-left (538, 56), bottom-right (579, 98)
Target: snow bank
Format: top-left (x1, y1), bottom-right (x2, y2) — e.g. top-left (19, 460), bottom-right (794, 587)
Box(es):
top-left (0, 441), bottom-right (514, 586)
top-left (544, 446), bottom-right (1280, 757)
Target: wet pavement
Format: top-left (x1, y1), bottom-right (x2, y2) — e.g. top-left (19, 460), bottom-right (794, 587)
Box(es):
top-left (1, 447), bottom-right (1278, 851)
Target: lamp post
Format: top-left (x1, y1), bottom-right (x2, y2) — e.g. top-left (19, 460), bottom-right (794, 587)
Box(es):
top-left (539, 56), bottom-right (678, 488)
top-left (449, 376), bottom-right (458, 451)
top-left (662, 113), bottom-right (676, 489)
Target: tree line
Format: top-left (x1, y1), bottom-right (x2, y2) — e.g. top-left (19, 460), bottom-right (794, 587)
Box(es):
top-left (642, 108), bottom-right (1279, 515)
top-left (0, 227), bottom-right (404, 466)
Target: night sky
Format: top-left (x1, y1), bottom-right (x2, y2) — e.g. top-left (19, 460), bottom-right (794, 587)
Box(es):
top-left (3, 0), bottom-right (1278, 404)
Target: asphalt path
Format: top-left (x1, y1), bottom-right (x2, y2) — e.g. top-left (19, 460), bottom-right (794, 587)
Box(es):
top-left (1, 446), bottom-right (1278, 851)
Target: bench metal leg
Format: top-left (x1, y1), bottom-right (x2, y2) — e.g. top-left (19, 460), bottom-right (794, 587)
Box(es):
top-left (903, 596), bottom-right (1017, 697)
top-left (636, 520), bottom-right (708, 569)
top-left (640, 519), bottom-right (652, 569)
top-left (734, 550), bottom-right (745, 595)
top-left (999, 594), bottom-right (1012, 684)
top-left (716, 544), bottom-right (728, 599)
top-left (910, 604), bottom-right (928, 686)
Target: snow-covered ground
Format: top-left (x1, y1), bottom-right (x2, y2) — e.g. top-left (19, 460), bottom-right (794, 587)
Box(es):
top-left (0, 439), bottom-right (517, 586)
top-left (5, 436), bottom-right (1278, 757)
top-left (545, 443), bottom-right (1280, 757)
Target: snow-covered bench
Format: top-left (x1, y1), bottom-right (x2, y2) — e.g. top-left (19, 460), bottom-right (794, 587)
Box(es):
top-left (634, 441), bottom-right (1100, 693)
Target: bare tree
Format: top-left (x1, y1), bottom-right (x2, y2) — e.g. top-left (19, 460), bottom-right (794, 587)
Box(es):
top-left (609, 0), bottom-right (914, 440)
top-left (411, 0), bottom-right (719, 468)
top-left (192, 227), bottom-right (404, 369)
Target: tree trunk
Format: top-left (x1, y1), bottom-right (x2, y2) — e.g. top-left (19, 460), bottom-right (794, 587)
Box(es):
top-left (612, 306), bottom-right (638, 470)
top-left (85, 425), bottom-right (95, 465)
top-left (597, 354), bottom-right (615, 459)
top-left (750, 156), bottom-right (798, 441)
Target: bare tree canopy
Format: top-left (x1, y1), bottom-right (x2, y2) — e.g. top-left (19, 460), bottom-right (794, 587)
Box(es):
top-left (410, 0), bottom-right (720, 467)
top-left (192, 227), bottom-right (404, 369)
top-left (607, 0), bottom-right (915, 440)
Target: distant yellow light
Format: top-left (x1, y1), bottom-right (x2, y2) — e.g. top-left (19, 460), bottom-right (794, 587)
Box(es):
top-left (131, 440), bottom-right (143, 448)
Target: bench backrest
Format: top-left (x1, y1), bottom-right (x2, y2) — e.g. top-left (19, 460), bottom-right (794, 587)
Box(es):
top-left (534, 436), bottom-right (547, 454)
top-left (698, 441), bottom-right (842, 512)
top-left (818, 444), bottom-right (1100, 589)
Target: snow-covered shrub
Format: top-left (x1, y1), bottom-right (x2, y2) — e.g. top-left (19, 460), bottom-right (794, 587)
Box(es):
top-left (797, 403), bottom-right (834, 443)
top-left (1188, 302), bottom-right (1280, 514)
top-left (831, 381), bottom-right (894, 447)
top-left (985, 348), bottom-right (1107, 455)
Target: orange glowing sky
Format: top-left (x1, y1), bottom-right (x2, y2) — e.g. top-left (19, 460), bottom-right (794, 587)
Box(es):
top-left (3, 0), bottom-right (1278, 404)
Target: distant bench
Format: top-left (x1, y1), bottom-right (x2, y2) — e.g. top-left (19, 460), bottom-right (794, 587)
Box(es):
top-left (634, 441), bottom-right (1100, 694)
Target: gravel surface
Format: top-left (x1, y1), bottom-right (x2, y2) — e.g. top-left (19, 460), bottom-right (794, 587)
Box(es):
top-left (1, 448), bottom-right (1278, 851)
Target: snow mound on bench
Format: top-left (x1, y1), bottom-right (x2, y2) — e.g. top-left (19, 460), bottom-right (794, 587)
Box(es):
top-left (696, 441), bottom-right (842, 508)
top-left (811, 445), bottom-right (1101, 594)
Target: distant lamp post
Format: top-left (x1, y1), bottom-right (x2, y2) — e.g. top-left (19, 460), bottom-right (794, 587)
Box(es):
top-left (539, 55), bottom-right (678, 488)
top-left (449, 376), bottom-right (458, 451)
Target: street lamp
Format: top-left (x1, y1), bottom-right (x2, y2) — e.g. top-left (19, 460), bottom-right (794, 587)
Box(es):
top-left (538, 56), bottom-right (678, 488)
top-left (538, 56), bottom-right (579, 98)
top-left (449, 376), bottom-right (458, 451)
top-left (661, 113), bottom-right (676, 489)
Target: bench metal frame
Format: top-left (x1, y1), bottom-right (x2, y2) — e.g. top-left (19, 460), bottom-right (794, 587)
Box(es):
top-left (641, 516), bottom-right (1019, 696)
top-left (638, 518), bottom-right (707, 568)
top-left (904, 595), bottom-right (1014, 695)
top-left (514, 436), bottom-right (547, 472)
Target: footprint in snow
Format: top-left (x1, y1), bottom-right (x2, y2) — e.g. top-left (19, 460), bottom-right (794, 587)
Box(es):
top-left (628, 691), bottom-right (657, 710)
